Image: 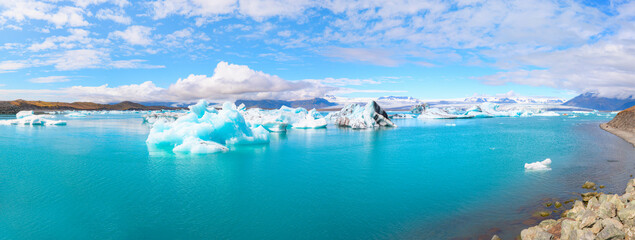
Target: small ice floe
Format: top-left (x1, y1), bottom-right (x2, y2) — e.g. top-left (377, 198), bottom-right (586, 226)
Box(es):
top-left (524, 158), bottom-right (552, 171)
top-left (0, 111), bottom-right (66, 126)
top-left (292, 115), bottom-right (327, 129)
top-left (390, 113), bottom-right (414, 119)
top-left (66, 112), bottom-right (87, 117)
top-left (533, 111), bottom-right (560, 117)
top-left (445, 123), bottom-right (456, 126)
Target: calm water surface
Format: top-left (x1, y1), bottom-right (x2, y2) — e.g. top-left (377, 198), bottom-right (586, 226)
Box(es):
top-left (1, 113), bottom-right (634, 239)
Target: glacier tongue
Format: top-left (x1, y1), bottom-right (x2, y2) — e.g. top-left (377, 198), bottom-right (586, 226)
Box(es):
top-left (327, 101), bottom-right (396, 129)
top-left (413, 102), bottom-right (561, 119)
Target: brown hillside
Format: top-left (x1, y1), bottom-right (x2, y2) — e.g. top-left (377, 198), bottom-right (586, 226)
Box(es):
top-left (606, 105), bottom-right (635, 131)
top-left (1, 99), bottom-right (179, 112)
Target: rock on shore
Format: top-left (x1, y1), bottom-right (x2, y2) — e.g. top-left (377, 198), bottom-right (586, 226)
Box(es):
top-left (514, 178), bottom-right (635, 240)
top-left (601, 105), bottom-right (635, 147)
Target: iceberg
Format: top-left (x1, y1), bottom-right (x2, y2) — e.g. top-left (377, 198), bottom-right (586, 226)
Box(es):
top-left (146, 100), bottom-right (269, 154)
top-left (173, 137), bottom-right (229, 154)
top-left (291, 109), bottom-right (327, 129)
top-left (292, 115), bottom-right (327, 129)
top-left (524, 158), bottom-right (552, 171)
top-left (416, 103), bottom-right (560, 119)
top-left (66, 112), bottom-right (87, 117)
top-left (241, 106), bottom-right (327, 132)
top-left (0, 113), bottom-right (66, 126)
top-left (410, 103), bottom-right (428, 114)
top-left (143, 112), bottom-right (186, 124)
top-left (478, 102), bottom-right (515, 117)
top-left (16, 111), bottom-right (34, 119)
top-left (418, 107), bottom-right (474, 119)
top-left (390, 113), bottom-right (414, 119)
top-left (326, 101), bottom-right (396, 129)
top-left (533, 111), bottom-right (560, 117)
top-left (463, 106), bottom-right (494, 118)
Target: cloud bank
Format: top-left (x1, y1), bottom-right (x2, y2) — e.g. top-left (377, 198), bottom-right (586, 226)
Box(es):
top-left (1, 0), bottom-right (634, 99)
top-left (65, 61), bottom-right (337, 103)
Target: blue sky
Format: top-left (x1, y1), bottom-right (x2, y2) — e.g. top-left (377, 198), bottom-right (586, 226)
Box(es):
top-left (0, 0), bottom-right (634, 103)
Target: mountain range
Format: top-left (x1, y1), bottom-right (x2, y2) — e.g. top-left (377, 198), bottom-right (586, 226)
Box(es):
top-left (563, 93), bottom-right (635, 111)
top-left (0, 100), bottom-right (179, 114)
top-left (2, 92), bottom-right (633, 115)
top-left (235, 98), bottom-right (337, 109)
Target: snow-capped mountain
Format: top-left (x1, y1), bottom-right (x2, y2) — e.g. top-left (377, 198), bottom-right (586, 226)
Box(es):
top-left (462, 96), bottom-right (567, 104)
top-left (323, 94), bottom-right (570, 110)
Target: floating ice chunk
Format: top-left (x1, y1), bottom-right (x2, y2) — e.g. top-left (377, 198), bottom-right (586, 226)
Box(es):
top-left (573, 111), bottom-right (591, 116)
top-left (291, 109), bottom-right (327, 129)
top-left (241, 105), bottom-right (326, 132)
top-left (534, 111), bottom-right (560, 117)
top-left (478, 102), bottom-right (514, 117)
top-left (308, 109), bottom-right (323, 119)
top-left (237, 103), bottom-right (246, 111)
top-left (0, 114), bottom-right (66, 126)
top-left (173, 137), bottom-right (228, 154)
top-left (418, 107), bottom-right (474, 119)
top-left (16, 111), bottom-right (34, 119)
top-left (146, 100), bottom-right (269, 154)
top-left (327, 101), bottom-right (395, 129)
top-left (463, 106), bottom-right (493, 118)
top-left (66, 112), bottom-right (87, 117)
top-left (410, 103), bottom-right (428, 114)
top-left (292, 115), bottom-right (327, 129)
top-left (524, 158), bottom-right (552, 171)
top-left (143, 112), bottom-right (186, 124)
top-left (261, 122), bottom-right (288, 132)
top-left (445, 123), bottom-right (456, 126)
top-left (225, 126), bottom-right (270, 145)
top-left (390, 113), bottom-right (414, 119)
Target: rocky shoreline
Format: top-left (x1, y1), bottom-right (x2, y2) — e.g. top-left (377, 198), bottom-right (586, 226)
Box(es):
top-left (494, 179), bottom-right (635, 240)
top-left (601, 106), bottom-right (635, 147)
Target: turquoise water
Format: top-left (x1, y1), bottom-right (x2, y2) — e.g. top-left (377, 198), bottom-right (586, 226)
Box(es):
top-left (1, 113), bottom-right (634, 239)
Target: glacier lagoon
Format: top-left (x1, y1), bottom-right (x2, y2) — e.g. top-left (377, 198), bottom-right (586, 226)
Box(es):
top-left (1, 112), bottom-right (634, 239)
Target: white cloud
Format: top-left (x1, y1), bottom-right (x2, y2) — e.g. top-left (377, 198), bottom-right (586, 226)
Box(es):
top-left (477, 3), bottom-right (635, 99)
top-left (322, 47), bottom-right (402, 67)
top-left (0, 1), bottom-right (89, 28)
top-left (28, 28), bottom-right (103, 52)
top-left (480, 40), bottom-right (635, 99)
top-left (109, 59), bottom-right (165, 69)
top-left (150, 0), bottom-right (236, 19)
top-left (167, 61), bottom-right (333, 101)
top-left (63, 61), bottom-right (337, 103)
top-left (0, 60), bottom-right (30, 73)
top-left (70, 0), bottom-right (129, 8)
top-left (96, 8), bottom-right (131, 24)
top-left (1, 49), bottom-right (163, 72)
top-left (29, 76), bottom-right (70, 83)
top-left (307, 77), bottom-right (381, 86)
top-left (110, 25), bottom-right (154, 46)
top-left (66, 81), bottom-right (168, 103)
top-left (46, 49), bottom-right (107, 70)
top-left (237, 0), bottom-right (312, 20)
top-left (159, 27), bottom-right (210, 49)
